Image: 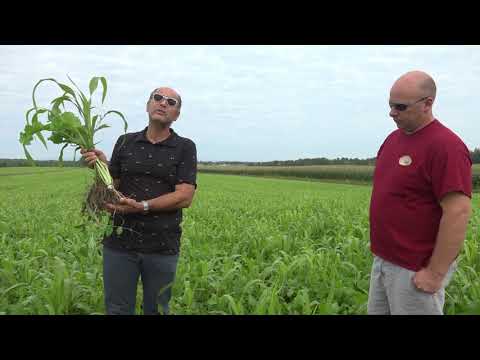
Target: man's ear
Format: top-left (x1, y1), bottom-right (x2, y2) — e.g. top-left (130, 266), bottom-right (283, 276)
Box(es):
top-left (424, 98), bottom-right (434, 112)
top-left (173, 109), bottom-right (181, 121)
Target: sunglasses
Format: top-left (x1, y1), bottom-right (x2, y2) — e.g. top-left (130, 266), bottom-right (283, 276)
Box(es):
top-left (389, 96), bottom-right (429, 111)
top-left (151, 94), bottom-right (179, 107)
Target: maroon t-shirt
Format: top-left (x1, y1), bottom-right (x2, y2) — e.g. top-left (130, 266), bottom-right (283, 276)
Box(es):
top-left (370, 119), bottom-right (472, 271)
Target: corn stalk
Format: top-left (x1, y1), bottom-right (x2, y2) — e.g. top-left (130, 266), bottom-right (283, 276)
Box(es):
top-left (19, 75), bottom-right (128, 220)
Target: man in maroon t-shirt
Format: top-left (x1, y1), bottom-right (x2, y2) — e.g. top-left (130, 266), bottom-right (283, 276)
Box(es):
top-left (368, 71), bottom-right (472, 315)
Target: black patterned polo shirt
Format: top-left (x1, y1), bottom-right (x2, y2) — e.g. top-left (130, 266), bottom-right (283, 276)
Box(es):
top-left (103, 127), bottom-right (197, 255)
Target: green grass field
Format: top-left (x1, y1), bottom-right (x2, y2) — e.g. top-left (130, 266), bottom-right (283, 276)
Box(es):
top-left (1, 167), bottom-right (479, 314)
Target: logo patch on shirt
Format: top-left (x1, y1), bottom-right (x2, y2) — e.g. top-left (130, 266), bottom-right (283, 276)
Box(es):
top-left (399, 155), bottom-right (412, 166)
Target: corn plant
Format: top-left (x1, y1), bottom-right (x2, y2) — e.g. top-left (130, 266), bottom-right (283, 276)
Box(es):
top-left (18, 75), bottom-right (127, 220)
top-left (1, 169), bottom-right (479, 314)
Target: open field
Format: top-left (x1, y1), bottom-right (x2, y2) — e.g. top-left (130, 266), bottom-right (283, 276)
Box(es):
top-left (199, 164), bottom-right (480, 189)
top-left (1, 167), bottom-right (479, 314)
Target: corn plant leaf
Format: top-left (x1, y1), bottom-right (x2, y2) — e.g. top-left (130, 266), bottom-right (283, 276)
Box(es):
top-left (31, 109), bottom-right (47, 126)
top-left (100, 77), bottom-right (107, 103)
top-left (58, 83), bottom-right (76, 98)
top-left (73, 146), bottom-right (81, 162)
top-left (47, 112), bottom-right (83, 145)
top-left (21, 75), bottom-right (128, 166)
top-left (56, 112), bottom-right (82, 129)
top-left (66, 75), bottom-right (92, 130)
top-left (50, 94), bottom-right (70, 105)
top-left (50, 95), bottom-right (71, 114)
top-left (66, 75), bottom-right (81, 93)
top-left (32, 109), bottom-right (49, 124)
top-left (91, 115), bottom-right (99, 131)
top-left (25, 107), bottom-right (37, 125)
top-left (48, 129), bottom-right (68, 145)
top-left (32, 78), bottom-right (78, 114)
top-left (103, 110), bottom-right (128, 133)
top-left (73, 125), bottom-right (93, 149)
top-left (58, 143), bottom-right (69, 164)
top-left (89, 77), bottom-right (99, 95)
top-left (65, 75), bottom-right (87, 118)
top-left (95, 124), bottom-right (110, 132)
top-left (19, 127), bottom-right (34, 146)
top-left (35, 131), bottom-right (48, 149)
top-left (57, 97), bottom-right (82, 115)
top-left (222, 294), bottom-right (241, 315)
top-left (21, 116), bottom-right (49, 151)
top-left (22, 144), bottom-right (35, 165)
top-left (79, 92), bottom-right (92, 129)
top-left (31, 78), bottom-right (57, 109)
top-left (40, 80), bottom-right (82, 123)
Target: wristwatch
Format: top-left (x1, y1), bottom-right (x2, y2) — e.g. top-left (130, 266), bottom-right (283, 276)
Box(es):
top-left (141, 200), bottom-right (149, 213)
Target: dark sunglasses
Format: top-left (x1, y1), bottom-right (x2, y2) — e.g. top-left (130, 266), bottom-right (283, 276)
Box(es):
top-left (389, 96), bottom-right (429, 111)
top-left (151, 94), bottom-right (178, 107)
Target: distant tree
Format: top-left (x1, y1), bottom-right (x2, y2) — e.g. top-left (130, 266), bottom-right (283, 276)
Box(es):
top-left (197, 149), bottom-right (480, 167)
top-left (470, 148), bottom-right (480, 164)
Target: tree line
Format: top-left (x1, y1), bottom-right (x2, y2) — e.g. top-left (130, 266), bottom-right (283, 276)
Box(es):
top-left (200, 148), bottom-right (480, 166)
top-left (3, 147), bottom-right (480, 167)
top-left (200, 157), bottom-right (377, 166)
top-left (0, 159), bottom-right (83, 167)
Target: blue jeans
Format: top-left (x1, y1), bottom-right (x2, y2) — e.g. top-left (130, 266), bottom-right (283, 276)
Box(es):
top-left (103, 245), bottom-right (179, 315)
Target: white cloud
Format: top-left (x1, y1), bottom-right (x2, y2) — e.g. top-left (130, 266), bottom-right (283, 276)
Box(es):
top-left (1, 45), bottom-right (480, 162)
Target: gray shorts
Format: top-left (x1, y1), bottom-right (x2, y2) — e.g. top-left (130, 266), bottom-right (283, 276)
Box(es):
top-left (367, 255), bottom-right (457, 315)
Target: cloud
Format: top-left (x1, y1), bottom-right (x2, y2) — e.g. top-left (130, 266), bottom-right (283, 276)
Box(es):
top-left (1, 45), bottom-right (480, 162)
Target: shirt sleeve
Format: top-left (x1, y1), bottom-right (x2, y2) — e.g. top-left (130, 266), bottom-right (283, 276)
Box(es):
top-left (108, 134), bottom-right (126, 179)
top-left (176, 139), bottom-right (197, 188)
top-left (431, 140), bottom-right (472, 201)
top-left (376, 131), bottom-right (395, 159)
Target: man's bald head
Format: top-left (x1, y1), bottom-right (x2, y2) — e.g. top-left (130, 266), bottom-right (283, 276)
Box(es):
top-left (146, 86), bottom-right (182, 126)
top-left (389, 71), bottom-right (437, 134)
top-left (392, 71), bottom-right (436, 102)
top-left (148, 87), bottom-right (182, 108)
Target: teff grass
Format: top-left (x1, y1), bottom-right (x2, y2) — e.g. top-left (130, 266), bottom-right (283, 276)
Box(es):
top-left (18, 75), bottom-right (128, 220)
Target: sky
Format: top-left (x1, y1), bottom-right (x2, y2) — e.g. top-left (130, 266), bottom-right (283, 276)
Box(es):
top-left (1, 45), bottom-right (479, 162)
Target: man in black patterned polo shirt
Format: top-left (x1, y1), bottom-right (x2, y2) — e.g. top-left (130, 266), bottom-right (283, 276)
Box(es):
top-left (81, 87), bottom-right (197, 315)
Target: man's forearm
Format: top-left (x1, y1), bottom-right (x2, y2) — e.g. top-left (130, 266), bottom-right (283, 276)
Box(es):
top-left (428, 210), bottom-right (470, 275)
top-left (147, 191), bottom-right (192, 212)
